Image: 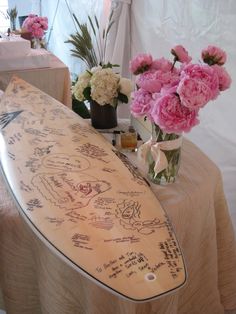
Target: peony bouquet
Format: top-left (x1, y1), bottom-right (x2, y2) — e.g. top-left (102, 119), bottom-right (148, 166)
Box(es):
top-left (130, 45), bottom-right (231, 133)
top-left (130, 45), bottom-right (231, 184)
top-left (73, 64), bottom-right (133, 108)
top-left (22, 14), bottom-right (48, 39)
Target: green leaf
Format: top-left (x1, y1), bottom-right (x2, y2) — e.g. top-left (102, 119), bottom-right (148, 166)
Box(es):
top-left (73, 13), bottom-right (81, 28)
top-left (94, 15), bottom-right (100, 30)
top-left (88, 15), bottom-right (96, 36)
top-left (102, 62), bottom-right (112, 68)
top-left (83, 86), bottom-right (92, 101)
top-left (117, 92), bottom-right (128, 103)
top-left (65, 17), bottom-right (99, 68)
top-left (109, 10), bottom-right (114, 22)
top-left (106, 20), bottom-right (114, 35)
top-left (86, 70), bottom-right (93, 76)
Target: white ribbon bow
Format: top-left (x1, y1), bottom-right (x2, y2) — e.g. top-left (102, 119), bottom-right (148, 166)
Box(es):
top-left (138, 136), bottom-right (183, 175)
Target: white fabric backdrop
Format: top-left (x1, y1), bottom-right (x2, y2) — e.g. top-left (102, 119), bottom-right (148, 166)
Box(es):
top-left (130, 0), bottom-right (236, 228)
top-left (106, 0), bottom-right (132, 117)
top-left (41, 0), bottom-right (104, 79)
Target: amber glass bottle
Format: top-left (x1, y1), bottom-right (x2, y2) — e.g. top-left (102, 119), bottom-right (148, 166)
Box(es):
top-left (120, 126), bottom-right (137, 151)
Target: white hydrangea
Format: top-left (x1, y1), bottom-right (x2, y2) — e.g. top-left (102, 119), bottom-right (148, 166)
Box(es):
top-left (90, 65), bottom-right (102, 73)
top-left (119, 77), bottom-right (133, 98)
top-left (73, 71), bottom-right (91, 101)
top-left (90, 68), bottom-right (120, 106)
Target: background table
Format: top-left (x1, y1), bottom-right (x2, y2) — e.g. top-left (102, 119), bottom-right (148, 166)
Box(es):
top-left (0, 52), bottom-right (71, 108)
top-left (0, 138), bottom-right (236, 314)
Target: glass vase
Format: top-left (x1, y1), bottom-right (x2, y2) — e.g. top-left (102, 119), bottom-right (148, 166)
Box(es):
top-left (90, 100), bottom-right (117, 129)
top-left (147, 123), bottom-right (182, 185)
top-left (32, 38), bottom-right (41, 49)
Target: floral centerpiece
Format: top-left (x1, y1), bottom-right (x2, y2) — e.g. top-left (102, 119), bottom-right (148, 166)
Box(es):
top-left (73, 63), bottom-right (133, 129)
top-left (66, 12), bottom-right (132, 127)
top-left (22, 14), bottom-right (48, 48)
top-left (130, 45), bottom-right (231, 184)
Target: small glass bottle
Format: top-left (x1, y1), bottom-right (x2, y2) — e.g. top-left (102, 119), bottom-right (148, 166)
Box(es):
top-left (120, 126), bottom-right (137, 151)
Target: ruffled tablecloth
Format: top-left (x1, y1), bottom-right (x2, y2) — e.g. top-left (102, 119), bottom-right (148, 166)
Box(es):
top-left (0, 139), bottom-right (236, 314)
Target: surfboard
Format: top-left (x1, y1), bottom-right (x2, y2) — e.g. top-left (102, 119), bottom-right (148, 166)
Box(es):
top-left (0, 76), bottom-right (186, 302)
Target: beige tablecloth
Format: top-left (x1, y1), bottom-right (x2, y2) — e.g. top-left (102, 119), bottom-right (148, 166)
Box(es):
top-left (0, 139), bottom-right (236, 314)
top-left (0, 53), bottom-right (71, 108)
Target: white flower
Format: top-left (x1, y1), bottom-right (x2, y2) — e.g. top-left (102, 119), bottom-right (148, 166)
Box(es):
top-left (90, 68), bottom-right (120, 105)
top-left (73, 71), bottom-right (91, 101)
top-left (91, 66), bottom-right (102, 73)
top-left (119, 77), bottom-right (133, 98)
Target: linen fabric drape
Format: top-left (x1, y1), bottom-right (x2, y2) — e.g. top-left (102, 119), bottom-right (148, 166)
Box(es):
top-left (106, 0), bottom-right (132, 118)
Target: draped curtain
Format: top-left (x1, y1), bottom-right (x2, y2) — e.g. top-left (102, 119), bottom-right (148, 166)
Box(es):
top-left (106, 0), bottom-right (132, 118)
top-left (41, 0), bottom-right (104, 78)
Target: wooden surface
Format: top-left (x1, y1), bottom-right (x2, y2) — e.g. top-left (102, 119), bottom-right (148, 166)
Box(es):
top-left (0, 76), bottom-right (186, 302)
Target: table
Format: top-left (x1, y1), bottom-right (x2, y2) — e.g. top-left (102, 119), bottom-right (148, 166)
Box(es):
top-left (0, 134), bottom-right (236, 313)
top-left (0, 52), bottom-right (71, 108)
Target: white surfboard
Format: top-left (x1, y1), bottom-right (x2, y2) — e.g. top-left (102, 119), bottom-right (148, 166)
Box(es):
top-left (0, 76), bottom-right (186, 302)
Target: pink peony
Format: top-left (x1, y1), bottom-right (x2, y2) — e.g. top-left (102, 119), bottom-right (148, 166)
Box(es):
top-left (28, 14), bottom-right (37, 18)
top-left (177, 77), bottom-right (212, 109)
top-left (151, 94), bottom-right (199, 134)
top-left (137, 69), bottom-right (179, 93)
top-left (33, 28), bottom-right (44, 38)
top-left (130, 89), bottom-right (154, 119)
top-left (151, 57), bottom-right (173, 72)
top-left (40, 20), bottom-right (48, 30)
top-left (129, 53), bottom-right (153, 75)
top-left (171, 45), bottom-right (192, 63)
top-left (212, 65), bottom-right (232, 91)
top-left (22, 15), bottom-right (48, 39)
top-left (201, 45), bottom-right (227, 66)
top-left (136, 71), bottom-right (162, 93)
top-left (160, 82), bottom-right (179, 96)
top-left (31, 23), bottom-right (41, 29)
top-left (181, 63), bottom-right (219, 100)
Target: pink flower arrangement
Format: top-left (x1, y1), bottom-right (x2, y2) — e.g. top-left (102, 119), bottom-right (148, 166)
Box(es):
top-left (130, 45), bottom-right (231, 134)
top-left (22, 14), bottom-right (48, 39)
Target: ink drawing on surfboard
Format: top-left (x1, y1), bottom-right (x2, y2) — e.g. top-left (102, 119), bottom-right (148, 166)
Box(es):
top-left (0, 76), bottom-right (186, 302)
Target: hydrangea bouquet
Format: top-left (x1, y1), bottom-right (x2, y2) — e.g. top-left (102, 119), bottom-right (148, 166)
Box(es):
top-left (130, 45), bottom-right (231, 184)
top-left (22, 14), bottom-right (48, 48)
top-left (73, 63), bottom-right (133, 129)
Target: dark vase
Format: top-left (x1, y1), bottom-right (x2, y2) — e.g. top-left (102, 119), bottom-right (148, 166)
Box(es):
top-left (90, 101), bottom-right (117, 129)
